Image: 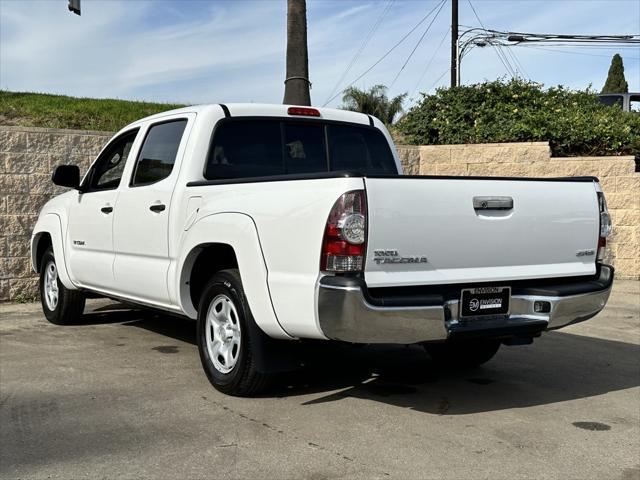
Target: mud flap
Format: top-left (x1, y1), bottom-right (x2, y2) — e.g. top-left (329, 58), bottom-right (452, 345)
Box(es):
top-left (245, 315), bottom-right (301, 374)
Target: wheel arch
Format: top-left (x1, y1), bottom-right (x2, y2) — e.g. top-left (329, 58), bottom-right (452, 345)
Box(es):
top-left (31, 213), bottom-right (75, 289)
top-left (183, 243), bottom-right (239, 315)
top-left (32, 232), bottom-right (52, 273)
top-left (174, 212), bottom-right (292, 340)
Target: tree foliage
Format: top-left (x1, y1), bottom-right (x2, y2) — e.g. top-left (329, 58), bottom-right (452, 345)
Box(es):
top-left (602, 54), bottom-right (629, 94)
top-left (341, 84), bottom-right (407, 124)
top-left (396, 79), bottom-right (639, 157)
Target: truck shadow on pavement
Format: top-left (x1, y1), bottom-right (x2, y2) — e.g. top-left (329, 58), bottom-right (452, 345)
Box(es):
top-left (85, 302), bottom-right (640, 416)
top-left (291, 335), bottom-right (640, 416)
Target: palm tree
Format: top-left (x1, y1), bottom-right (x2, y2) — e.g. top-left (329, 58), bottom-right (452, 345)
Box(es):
top-left (283, 0), bottom-right (311, 106)
top-left (341, 85), bottom-right (407, 124)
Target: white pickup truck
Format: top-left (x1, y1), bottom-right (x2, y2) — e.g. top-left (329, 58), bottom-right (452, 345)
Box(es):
top-left (31, 104), bottom-right (614, 396)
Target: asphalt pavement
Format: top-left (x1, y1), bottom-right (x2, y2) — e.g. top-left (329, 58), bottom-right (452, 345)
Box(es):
top-left (1, 281), bottom-right (638, 479)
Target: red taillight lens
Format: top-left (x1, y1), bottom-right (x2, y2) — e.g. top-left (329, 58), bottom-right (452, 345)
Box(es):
top-left (321, 190), bottom-right (367, 272)
top-left (597, 191), bottom-right (612, 262)
top-left (287, 106), bottom-right (320, 117)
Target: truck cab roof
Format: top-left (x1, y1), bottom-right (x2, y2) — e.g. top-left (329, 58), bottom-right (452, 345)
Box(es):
top-left (125, 103), bottom-right (375, 130)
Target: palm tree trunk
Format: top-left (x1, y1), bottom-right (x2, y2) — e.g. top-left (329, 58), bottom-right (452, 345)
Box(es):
top-left (283, 0), bottom-right (311, 106)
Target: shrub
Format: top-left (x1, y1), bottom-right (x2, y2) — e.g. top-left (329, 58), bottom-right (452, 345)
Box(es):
top-left (396, 79), bottom-right (639, 157)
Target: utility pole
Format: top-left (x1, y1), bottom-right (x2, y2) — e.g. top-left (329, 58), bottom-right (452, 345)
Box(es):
top-left (450, 0), bottom-right (458, 87)
top-left (283, 0), bottom-right (311, 106)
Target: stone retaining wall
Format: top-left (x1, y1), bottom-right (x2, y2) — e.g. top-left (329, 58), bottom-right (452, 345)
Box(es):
top-left (1, 126), bottom-right (112, 301)
top-left (1, 127), bottom-right (638, 301)
top-left (397, 142), bottom-right (639, 279)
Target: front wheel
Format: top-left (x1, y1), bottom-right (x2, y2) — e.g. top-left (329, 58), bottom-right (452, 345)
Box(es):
top-left (424, 339), bottom-right (500, 368)
top-left (39, 247), bottom-right (85, 325)
top-left (197, 269), bottom-right (271, 396)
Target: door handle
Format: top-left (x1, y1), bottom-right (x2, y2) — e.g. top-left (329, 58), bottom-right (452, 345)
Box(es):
top-left (149, 204), bottom-right (166, 213)
top-left (101, 206), bottom-right (113, 214)
top-left (473, 196), bottom-right (513, 211)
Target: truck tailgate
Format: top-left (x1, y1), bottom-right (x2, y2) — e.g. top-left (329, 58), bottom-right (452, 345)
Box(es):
top-left (364, 177), bottom-right (599, 287)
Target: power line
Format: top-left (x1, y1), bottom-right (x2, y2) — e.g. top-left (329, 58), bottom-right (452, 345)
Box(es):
top-left (426, 67), bottom-right (450, 93)
top-left (466, 0), bottom-right (518, 78)
top-left (323, 0), bottom-right (395, 106)
top-left (521, 43), bottom-right (640, 50)
top-left (322, 0), bottom-right (446, 107)
top-left (410, 27), bottom-right (450, 98)
top-left (504, 42), bottom-right (529, 78)
top-left (516, 44), bottom-right (640, 60)
top-left (389, 0), bottom-right (446, 88)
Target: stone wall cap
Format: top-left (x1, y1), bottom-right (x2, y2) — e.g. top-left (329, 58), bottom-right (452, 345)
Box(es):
top-left (560, 155), bottom-right (636, 162)
top-left (396, 141), bottom-right (551, 149)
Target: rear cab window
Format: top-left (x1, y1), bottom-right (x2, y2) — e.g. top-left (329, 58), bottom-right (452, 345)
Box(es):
top-left (205, 119), bottom-right (397, 180)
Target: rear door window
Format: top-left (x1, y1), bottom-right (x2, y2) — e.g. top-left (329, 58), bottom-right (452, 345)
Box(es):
top-left (131, 119), bottom-right (187, 186)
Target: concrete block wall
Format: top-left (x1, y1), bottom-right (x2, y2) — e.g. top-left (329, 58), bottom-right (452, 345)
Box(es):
top-left (1, 126), bottom-right (112, 301)
top-left (397, 142), bottom-right (639, 279)
top-left (0, 127), bottom-right (638, 302)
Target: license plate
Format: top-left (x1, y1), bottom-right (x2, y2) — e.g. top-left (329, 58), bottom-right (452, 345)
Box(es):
top-left (460, 286), bottom-right (510, 318)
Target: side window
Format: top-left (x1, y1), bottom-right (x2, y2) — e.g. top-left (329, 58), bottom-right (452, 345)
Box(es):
top-left (598, 95), bottom-right (623, 108)
top-left (87, 129), bottom-right (139, 191)
top-left (131, 119), bottom-right (188, 186)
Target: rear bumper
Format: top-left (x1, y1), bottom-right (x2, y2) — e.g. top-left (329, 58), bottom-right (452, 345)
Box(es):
top-left (317, 265), bottom-right (614, 344)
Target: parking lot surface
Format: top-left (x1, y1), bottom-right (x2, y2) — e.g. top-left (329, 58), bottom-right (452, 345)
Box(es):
top-left (1, 281), bottom-right (638, 480)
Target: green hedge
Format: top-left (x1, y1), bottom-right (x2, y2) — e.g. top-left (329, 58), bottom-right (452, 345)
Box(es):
top-left (396, 79), bottom-right (639, 157)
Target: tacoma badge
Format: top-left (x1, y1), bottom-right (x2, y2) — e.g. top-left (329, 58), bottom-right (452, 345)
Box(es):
top-left (373, 249), bottom-right (428, 265)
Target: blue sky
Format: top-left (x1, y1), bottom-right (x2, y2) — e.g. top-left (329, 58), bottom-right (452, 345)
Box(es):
top-left (1, 0), bottom-right (638, 108)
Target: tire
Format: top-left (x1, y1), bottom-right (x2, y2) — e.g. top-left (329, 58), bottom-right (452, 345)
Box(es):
top-left (424, 339), bottom-right (500, 368)
top-left (39, 247), bottom-right (86, 325)
top-left (197, 269), bottom-right (271, 396)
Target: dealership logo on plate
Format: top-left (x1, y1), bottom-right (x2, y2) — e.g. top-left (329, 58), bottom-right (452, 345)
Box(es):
top-left (469, 298), bottom-right (480, 312)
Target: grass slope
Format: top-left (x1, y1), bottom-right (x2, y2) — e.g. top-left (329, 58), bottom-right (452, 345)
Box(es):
top-left (0, 91), bottom-right (186, 132)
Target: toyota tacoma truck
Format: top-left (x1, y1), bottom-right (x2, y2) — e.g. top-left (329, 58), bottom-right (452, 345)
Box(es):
top-left (31, 104), bottom-right (614, 396)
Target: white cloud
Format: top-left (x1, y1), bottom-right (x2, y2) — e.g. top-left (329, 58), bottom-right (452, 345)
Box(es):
top-left (1, 0), bottom-right (638, 107)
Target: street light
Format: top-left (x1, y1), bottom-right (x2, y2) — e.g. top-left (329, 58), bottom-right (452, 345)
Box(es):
top-left (68, 0), bottom-right (80, 16)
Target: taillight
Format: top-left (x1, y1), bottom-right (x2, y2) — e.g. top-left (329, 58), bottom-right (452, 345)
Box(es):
top-left (597, 191), bottom-right (612, 262)
top-left (321, 190), bottom-right (367, 272)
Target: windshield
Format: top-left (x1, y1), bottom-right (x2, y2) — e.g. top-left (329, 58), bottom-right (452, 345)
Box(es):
top-left (205, 119), bottom-right (397, 179)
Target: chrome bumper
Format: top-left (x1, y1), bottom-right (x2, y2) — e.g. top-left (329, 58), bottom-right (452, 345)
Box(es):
top-left (317, 266), bottom-right (614, 344)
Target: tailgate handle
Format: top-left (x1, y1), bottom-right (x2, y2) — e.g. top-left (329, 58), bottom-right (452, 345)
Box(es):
top-left (473, 196), bottom-right (513, 211)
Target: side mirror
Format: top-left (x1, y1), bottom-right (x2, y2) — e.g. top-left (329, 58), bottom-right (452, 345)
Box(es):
top-left (51, 165), bottom-right (80, 189)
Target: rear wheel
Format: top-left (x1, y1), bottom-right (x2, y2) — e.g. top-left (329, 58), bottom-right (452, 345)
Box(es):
top-left (424, 339), bottom-right (500, 368)
top-left (197, 269), bottom-right (271, 396)
top-left (39, 248), bottom-right (85, 325)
